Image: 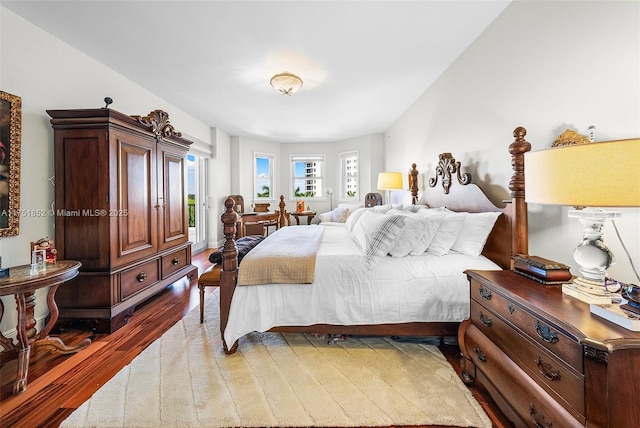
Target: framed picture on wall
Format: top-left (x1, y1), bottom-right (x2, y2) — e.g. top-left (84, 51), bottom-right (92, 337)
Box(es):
top-left (0, 90), bottom-right (21, 237)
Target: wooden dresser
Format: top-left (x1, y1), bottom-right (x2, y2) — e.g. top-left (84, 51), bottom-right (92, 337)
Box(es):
top-left (48, 108), bottom-right (198, 333)
top-left (460, 270), bottom-right (640, 427)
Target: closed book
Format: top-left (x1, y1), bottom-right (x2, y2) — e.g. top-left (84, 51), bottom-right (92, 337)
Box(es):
top-left (563, 283), bottom-right (613, 304)
top-left (590, 303), bottom-right (640, 331)
top-left (514, 269), bottom-right (567, 285)
top-left (513, 260), bottom-right (572, 281)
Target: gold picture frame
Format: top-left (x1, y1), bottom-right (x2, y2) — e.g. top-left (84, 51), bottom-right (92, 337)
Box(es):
top-left (0, 91), bottom-right (22, 237)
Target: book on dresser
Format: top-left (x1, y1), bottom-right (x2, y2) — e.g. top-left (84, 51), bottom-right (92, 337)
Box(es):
top-left (512, 254), bottom-right (572, 284)
top-left (590, 303), bottom-right (640, 331)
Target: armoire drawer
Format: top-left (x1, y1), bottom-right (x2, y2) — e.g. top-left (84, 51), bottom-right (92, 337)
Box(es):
top-left (471, 280), bottom-right (583, 371)
top-left (462, 323), bottom-right (583, 428)
top-left (161, 247), bottom-right (188, 278)
top-left (120, 259), bottom-right (160, 299)
top-left (470, 300), bottom-right (585, 417)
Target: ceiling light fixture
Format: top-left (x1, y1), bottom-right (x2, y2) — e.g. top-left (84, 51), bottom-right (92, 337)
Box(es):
top-left (270, 72), bottom-right (303, 96)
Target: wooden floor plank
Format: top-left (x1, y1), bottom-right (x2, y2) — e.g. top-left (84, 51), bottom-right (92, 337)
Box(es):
top-left (0, 248), bottom-right (510, 428)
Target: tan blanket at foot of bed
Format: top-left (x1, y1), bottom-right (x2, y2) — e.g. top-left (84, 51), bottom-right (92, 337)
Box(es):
top-left (237, 225), bottom-right (325, 285)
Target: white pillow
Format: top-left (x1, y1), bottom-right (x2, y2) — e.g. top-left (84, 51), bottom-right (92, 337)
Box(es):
top-left (345, 207), bottom-right (368, 233)
top-left (332, 207), bottom-right (350, 223)
top-left (370, 204), bottom-right (392, 214)
top-left (388, 214), bottom-right (423, 258)
top-left (450, 211), bottom-right (501, 256)
top-left (351, 211), bottom-right (405, 265)
top-left (318, 210), bottom-right (335, 223)
top-left (427, 211), bottom-right (467, 256)
top-left (411, 209), bottom-right (446, 254)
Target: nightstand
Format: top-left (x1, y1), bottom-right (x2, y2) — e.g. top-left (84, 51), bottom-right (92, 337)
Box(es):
top-left (459, 269), bottom-right (640, 427)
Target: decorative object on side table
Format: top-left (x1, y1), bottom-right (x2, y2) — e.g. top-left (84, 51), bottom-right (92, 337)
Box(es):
top-left (31, 237), bottom-right (57, 263)
top-left (0, 256), bottom-right (8, 277)
top-left (525, 137), bottom-right (640, 303)
top-left (512, 254), bottom-right (572, 285)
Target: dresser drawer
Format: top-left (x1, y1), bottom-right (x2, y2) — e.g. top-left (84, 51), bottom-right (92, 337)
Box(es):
top-left (470, 300), bottom-right (585, 418)
top-left (471, 280), bottom-right (583, 371)
top-left (161, 247), bottom-right (188, 278)
top-left (462, 323), bottom-right (583, 428)
top-left (120, 259), bottom-right (160, 300)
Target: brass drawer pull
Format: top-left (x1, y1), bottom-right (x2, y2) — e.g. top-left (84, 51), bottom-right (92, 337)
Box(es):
top-left (529, 404), bottom-right (552, 428)
top-left (535, 357), bottom-right (561, 381)
top-left (478, 286), bottom-right (492, 300)
top-left (535, 320), bottom-right (559, 344)
top-left (137, 272), bottom-right (147, 282)
top-left (479, 311), bottom-right (493, 327)
top-left (473, 346), bottom-right (487, 363)
top-left (172, 257), bottom-right (180, 266)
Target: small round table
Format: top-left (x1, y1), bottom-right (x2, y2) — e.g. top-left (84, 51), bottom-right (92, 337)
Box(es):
top-left (0, 260), bottom-right (90, 394)
top-left (291, 211), bottom-right (317, 225)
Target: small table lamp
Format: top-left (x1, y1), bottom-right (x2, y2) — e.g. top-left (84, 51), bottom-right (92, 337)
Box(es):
top-left (377, 172), bottom-right (403, 204)
top-left (525, 138), bottom-right (640, 303)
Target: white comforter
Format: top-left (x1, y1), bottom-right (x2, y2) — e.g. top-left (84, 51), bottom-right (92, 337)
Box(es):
top-left (224, 224), bottom-right (500, 346)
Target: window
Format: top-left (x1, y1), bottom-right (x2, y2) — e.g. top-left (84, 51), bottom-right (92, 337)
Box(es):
top-left (291, 155), bottom-right (325, 198)
top-left (254, 153), bottom-right (274, 201)
top-left (340, 151), bottom-right (358, 200)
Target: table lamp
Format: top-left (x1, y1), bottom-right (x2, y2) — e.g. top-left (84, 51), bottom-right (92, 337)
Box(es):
top-left (377, 172), bottom-right (403, 204)
top-left (525, 138), bottom-right (640, 303)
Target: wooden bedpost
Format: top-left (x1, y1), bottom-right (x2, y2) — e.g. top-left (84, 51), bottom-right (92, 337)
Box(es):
top-left (278, 195), bottom-right (288, 227)
top-left (509, 126), bottom-right (532, 265)
top-left (409, 163), bottom-right (419, 204)
top-left (220, 197), bottom-right (239, 353)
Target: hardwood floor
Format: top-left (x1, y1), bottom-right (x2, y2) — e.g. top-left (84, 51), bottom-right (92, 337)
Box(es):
top-left (0, 250), bottom-right (511, 428)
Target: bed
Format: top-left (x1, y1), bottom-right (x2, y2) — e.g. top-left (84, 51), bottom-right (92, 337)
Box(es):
top-left (218, 127), bottom-right (531, 353)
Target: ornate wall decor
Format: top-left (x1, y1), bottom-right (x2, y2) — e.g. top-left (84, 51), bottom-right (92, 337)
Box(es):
top-left (552, 129), bottom-right (591, 147)
top-left (428, 152), bottom-right (471, 194)
top-left (0, 91), bottom-right (22, 237)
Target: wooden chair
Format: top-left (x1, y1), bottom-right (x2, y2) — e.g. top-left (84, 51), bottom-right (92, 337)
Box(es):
top-left (198, 263), bottom-right (221, 323)
top-left (365, 192), bottom-right (383, 207)
top-left (228, 194), bottom-right (245, 214)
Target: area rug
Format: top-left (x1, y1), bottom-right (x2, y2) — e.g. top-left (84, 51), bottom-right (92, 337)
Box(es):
top-left (61, 289), bottom-right (490, 427)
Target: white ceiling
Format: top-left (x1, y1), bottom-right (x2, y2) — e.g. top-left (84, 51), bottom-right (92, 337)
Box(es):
top-left (3, 0), bottom-right (511, 143)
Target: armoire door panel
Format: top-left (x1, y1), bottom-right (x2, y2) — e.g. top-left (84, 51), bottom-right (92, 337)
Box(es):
top-left (113, 133), bottom-right (158, 265)
top-left (158, 145), bottom-right (187, 250)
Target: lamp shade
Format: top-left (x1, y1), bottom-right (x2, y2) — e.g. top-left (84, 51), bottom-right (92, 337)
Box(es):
top-left (377, 172), bottom-right (403, 191)
top-left (525, 139), bottom-right (640, 207)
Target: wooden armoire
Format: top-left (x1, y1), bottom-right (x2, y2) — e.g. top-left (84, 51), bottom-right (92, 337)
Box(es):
top-left (48, 107), bottom-right (198, 333)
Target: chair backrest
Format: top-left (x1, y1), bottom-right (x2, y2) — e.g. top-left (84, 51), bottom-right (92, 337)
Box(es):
top-left (364, 192), bottom-right (383, 207)
top-left (229, 194), bottom-right (244, 214)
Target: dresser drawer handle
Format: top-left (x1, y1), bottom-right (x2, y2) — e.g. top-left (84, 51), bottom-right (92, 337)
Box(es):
top-left (473, 346), bottom-right (487, 363)
top-left (172, 257), bottom-right (180, 266)
top-left (535, 357), bottom-right (561, 381)
top-left (535, 321), bottom-right (559, 344)
top-left (479, 311), bottom-right (493, 327)
top-left (478, 286), bottom-right (492, 300)
top-left (529, 404), bottom-right (552, 428)
top-left (137, 272), bottom-right (147, 282)
top-left (508, 304), bottom-right (515, 314)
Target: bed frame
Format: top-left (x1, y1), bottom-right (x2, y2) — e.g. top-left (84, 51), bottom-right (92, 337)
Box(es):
top-left (218, 127), bottom-right (531, 353)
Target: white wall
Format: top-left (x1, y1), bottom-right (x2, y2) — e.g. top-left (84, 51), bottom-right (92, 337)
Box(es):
top-left (0, 8), bottom-right (217, 334)
top-left (385, 1), bottom-right (640, 282)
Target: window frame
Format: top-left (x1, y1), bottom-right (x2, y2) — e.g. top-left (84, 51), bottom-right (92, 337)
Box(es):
top-left (253, 152), bottom-right (275, 202)
top-left (290, 154), bottom-right (326, 200)
top-left (339, 150), bottom-right (359, 201)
